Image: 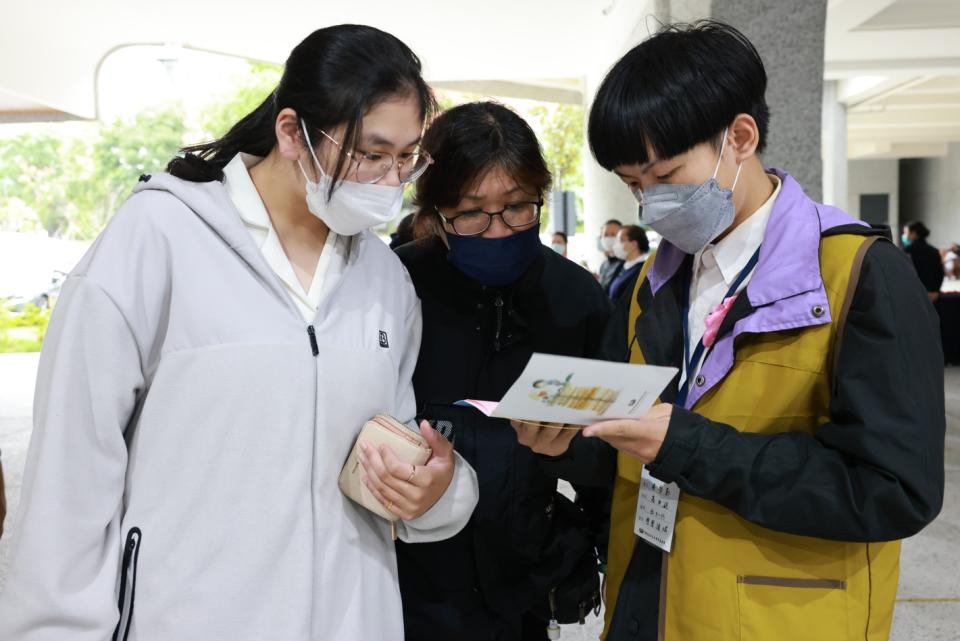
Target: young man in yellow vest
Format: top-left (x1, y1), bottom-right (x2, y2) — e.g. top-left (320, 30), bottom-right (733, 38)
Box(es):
top-left (515, 19), bottom-right (945, 641)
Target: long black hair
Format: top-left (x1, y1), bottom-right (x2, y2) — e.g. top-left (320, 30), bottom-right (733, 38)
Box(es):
top-left (413, 101), bottom-right (551, 236)
top-left (588, 20), bottom-right (770, 171)
top-left (168, 24), bottom-right (435, 195)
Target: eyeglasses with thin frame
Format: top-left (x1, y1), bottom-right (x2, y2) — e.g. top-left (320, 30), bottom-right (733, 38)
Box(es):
top-left (314, 128), bottom-right (433, 185)
top-left (437, 200), bottom-right (544, 236)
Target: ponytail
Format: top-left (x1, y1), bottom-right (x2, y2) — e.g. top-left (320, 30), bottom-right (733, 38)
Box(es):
top-left (168, 92), bottom-right (277, 182)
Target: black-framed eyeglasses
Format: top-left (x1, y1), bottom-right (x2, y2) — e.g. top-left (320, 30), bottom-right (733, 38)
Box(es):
top-left (437, 200), bottom-right (543, 236)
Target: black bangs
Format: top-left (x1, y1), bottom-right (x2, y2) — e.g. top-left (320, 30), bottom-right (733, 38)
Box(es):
top-left (588, 19), bottom-right (769, 171)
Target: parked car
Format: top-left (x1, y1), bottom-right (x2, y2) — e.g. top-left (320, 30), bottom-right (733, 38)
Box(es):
top-left (2, 270), bottom-right (66, 313)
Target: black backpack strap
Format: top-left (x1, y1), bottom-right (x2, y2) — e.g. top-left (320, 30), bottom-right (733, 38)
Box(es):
top-left (830, 234), bottom-right (888, 394)
top-left (821, 222), bottom-right (892, 241)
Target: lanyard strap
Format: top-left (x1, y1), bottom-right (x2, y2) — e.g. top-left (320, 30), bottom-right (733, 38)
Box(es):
top-left (677, 245), bottom-right (762, 407)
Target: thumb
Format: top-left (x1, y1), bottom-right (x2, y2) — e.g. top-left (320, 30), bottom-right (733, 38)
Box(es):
top-left (421, 420), bottom-right (454, 460)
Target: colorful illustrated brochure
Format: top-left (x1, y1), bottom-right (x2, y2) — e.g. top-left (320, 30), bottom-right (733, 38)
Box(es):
top-left (456, 353), bottom-right (678, 427)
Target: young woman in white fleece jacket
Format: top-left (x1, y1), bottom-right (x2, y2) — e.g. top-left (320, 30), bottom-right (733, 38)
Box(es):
top-left (0, 24), bottom-right (478, 641)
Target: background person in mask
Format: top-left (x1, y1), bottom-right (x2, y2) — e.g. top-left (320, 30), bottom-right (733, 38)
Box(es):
top-left (607, 224), bottom-right (649, 301)
top-left (518, 20), bottom-right (944, 641)
top-left (597, 219), bottom-right (624, 289)
top-left (0, 25), bottom-right (479, 641)
top-left (551, 231), bottom-right (568, 256)
top-left (395, 101), bottom-right (613, 641)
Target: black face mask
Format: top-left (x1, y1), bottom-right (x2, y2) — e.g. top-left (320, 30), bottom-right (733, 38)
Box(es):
top-left (446, 226), bottom-right (542, 286)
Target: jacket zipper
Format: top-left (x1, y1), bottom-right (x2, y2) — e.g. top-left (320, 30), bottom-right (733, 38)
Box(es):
top-left (493, 292), bottom-right (504, 352)
top-left (307, 325), bottom-right (319, 357)
top-left (112, 528), bottom-right (142, 641)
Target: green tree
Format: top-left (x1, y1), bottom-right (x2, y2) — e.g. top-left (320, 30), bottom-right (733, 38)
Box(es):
top-left (530, 103), bottom-right (585, 192)
top-left (0, 132), bottom-right (76, 236)
top-left (201, 61), bottom-right (283, 139)
top-left (529, 103), bottom-right (585, 230)
top-left (435, 90), bottom-right (461, 113)
top-left (0, 106), bottom-right (186, 240)
top-left (0, 197), bottom-right (42, 233)
top-left (83, 105), bottom-right (187, 236)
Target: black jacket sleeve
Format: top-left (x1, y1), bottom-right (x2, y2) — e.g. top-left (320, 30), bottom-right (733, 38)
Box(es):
top-left (646, 241), bottom-right (945, 542)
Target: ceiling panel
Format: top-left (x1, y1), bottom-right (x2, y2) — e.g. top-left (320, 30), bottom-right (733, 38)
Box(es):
top-left (854, 0), bottom-right (960, 31)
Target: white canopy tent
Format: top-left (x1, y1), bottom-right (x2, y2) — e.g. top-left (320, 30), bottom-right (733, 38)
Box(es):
top-left (3, 0), bottom-right (959, 152)
top-left (4, 0), bottom-right (960, 245)
top-left (0, 0), bottom-right (658, 121)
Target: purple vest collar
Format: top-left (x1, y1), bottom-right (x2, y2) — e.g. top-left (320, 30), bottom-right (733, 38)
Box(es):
top-left (644, 169), bottom-right (867, 409)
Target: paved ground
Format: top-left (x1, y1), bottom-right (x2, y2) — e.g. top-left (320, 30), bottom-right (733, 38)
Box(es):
top-left (0, 353), bottom-right (957, 639)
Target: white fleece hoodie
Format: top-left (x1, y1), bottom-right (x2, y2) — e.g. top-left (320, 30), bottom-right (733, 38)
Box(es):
top-left (0, 172), bottom-right (478, 641)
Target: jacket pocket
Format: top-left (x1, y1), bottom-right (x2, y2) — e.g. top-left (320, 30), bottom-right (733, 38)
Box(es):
top-left (737, 575), bottom-right (848, 641)
top-left (735, 340), bottom-right (827, 373)
top-left (113, 527), bottom-right (142, 641)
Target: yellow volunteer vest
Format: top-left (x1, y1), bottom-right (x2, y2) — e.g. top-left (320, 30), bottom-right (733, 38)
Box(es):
top-left (603, 234), bottom-right (900, 641)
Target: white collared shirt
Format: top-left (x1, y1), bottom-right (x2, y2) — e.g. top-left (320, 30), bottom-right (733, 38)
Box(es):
top-left (223, 153), bottom-right (350, 322)
top-left (622, 253), bottom-right (648, 272)
top-left (681, 174), bottom-right (782, 386)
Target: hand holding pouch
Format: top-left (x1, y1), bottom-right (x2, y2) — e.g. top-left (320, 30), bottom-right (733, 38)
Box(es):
top-left (338, 414), bottom-right (432, 521)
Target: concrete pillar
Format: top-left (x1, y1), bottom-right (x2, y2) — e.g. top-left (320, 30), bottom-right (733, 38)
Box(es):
top-left (711, 0), bottom-right (828, 201)
top-left (821, 80), bottom-right (848, 209)
top-left (581, 70), bottom-right (646, 271)
top-left (579, 1), bottom-right (661, 270)
top-left (579, 0), bottom-right (831, 268)
top-left (668, 0), bottom-right (712, 23)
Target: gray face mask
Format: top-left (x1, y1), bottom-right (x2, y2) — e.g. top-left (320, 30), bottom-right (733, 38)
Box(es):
top-left (633, 130), bottom-right (743, 255)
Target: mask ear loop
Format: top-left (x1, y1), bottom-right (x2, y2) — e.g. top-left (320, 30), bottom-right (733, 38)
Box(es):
top-left (298, 120), bottom-right (329, 185)
top-left (712, 127), bottom-right (744, 192)
top-left (731, 162), bottom-right (744, 192)
top-left (711, 127), bottom-right (729, 180)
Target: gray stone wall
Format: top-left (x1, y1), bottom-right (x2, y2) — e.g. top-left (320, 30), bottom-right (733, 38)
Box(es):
top-left (711, 0), bottom-right (828, 200)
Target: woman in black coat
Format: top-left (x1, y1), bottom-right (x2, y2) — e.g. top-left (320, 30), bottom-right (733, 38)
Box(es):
top-left (903, 220), bottom-right (944, 301)
top-left (395, 102), bottom-right (613, 641)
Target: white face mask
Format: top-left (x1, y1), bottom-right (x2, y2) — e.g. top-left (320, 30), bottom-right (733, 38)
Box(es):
top-left (612, 241), bottom-right (630, 260)
top-left (297, 121), bottom-right (404, 236)
top-left (600, 236), bottom-right (618, 253)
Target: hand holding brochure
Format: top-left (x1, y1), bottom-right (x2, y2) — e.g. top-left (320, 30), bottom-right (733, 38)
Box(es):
top-left (457, 353), bottom-right (677, 427)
